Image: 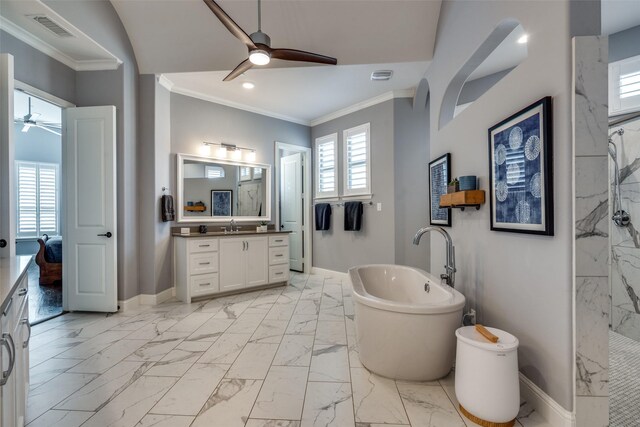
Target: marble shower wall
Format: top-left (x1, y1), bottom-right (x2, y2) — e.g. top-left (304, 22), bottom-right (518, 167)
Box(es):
top-left (610, 116), bottom-right (640, 341)
top-left (573, 36), bottom-right (609, 427)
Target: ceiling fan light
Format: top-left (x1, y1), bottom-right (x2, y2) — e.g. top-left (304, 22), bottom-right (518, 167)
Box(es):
top-left (249, 50), bottom-right (270, 66)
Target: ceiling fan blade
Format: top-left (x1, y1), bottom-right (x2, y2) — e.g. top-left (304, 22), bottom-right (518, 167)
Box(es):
top-left (35, 124), bottom-right (61, 136)
top-left (223, 59), bottom-right (254, 81)
top-left (270, 48), bottom-right (337, 65)
top-left (202, 0), bottom-right (256, 49)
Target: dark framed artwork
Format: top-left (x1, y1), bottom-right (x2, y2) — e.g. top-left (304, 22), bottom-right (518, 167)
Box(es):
top-left (211, 190), bottom-right (233, 217)
top-left (429, 153), bottom-right (451, 227)
top-left (488, 96), bottom-right (553, 235)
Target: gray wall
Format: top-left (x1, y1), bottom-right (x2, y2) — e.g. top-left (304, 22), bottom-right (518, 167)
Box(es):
top-left (0, 30), bottom-right (76, 103)
top-left (609, 25), bottom-right (640, 63)
top-left (45, 0), bottom-right (141, 300)
top-left (311, 100), bottom-right (396, 272)
top-left (425, 0), bottom-right (597, 410)
top-left (393, 97), bottom-right (430, 270)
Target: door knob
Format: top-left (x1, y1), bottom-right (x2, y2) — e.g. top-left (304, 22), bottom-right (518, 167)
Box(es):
top-left (0, 239), bottom-right (6, 248)
top-left (97, 232), bottom-right (113, 238)
top-left (280, 224), bottom-right (284, 229)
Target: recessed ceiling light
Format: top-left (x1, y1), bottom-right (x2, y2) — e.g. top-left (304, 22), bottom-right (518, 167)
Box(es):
top-left (517, 34), bottom-right (529, 44)
top-left (242, 81), bottom-right (255, 90)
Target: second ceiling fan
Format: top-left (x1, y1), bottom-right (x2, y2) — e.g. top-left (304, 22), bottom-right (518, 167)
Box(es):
top-left (203, 0), bottom-right (338, 81)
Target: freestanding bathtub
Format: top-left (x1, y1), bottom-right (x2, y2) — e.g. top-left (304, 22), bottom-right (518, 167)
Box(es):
top-left (349, 264), bottom-right (465, 381)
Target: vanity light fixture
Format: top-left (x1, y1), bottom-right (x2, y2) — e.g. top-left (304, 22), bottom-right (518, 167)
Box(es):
top-left (517, 34), bottom-right (528, 44)
top-left (202, 141), bottom-right (256, 161)
top-left (242, 81), bottom-right (255, 90)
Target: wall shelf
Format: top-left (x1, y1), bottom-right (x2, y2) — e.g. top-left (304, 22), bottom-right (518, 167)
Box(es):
top-left (440, 190), bottom-right (485, 211)
top-left (184, 205), bottom-right (206, 212)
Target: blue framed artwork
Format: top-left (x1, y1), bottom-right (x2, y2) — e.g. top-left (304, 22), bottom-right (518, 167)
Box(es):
top-left (211, 190), bottom-right (233, 217)
top-left (488, 97), bottom-right (553, 235)
top-left (429, 153), bottom-right (451, 227)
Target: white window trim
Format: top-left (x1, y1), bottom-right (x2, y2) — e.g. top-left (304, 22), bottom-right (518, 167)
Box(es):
top-left (342, 123), bottom-right (371, 197)
top-left (314, 133), bottom-right (338, 199)
top-left (15, 160), bottom-right (60, 238)
top-left (610, 54), bottom-right (640, 116)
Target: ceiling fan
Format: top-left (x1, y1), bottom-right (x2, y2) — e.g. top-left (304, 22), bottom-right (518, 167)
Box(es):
top-left (15, 97), bottom-right (61, 136)
top-left (203, 0), bottom-right (337, 81)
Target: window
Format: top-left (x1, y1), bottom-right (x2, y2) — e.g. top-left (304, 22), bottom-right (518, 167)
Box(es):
top-left (610, 55), bottom-right (640, 116)
top-left (343, 123), bottom-right (371, 196)
top-left (239, 166), bottom-right (252, 181)
top-left (205, 165), bottom-right (225, 178)
top-left (253, 167), bottom-right (262, 179)
top-left (16, 161), bottom-right (59, 238)
top-left (314, 133), bottom-right (338, 198)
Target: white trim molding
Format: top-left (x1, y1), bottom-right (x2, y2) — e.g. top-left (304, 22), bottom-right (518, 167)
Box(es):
top-left (0, 16), bottom-right (121, 71)
top-left (519, 373), bottom-right (575, 427)
top-left (118, 287), bottom-right (176, 312)
top-left (310, 89), bottom-right (415, 126)
top-left (15, 80), bottom-right (75, 108)
top-left (117, 295), bottom-right (140, 313)
top-left (156, 74), bottom-right (174, 92)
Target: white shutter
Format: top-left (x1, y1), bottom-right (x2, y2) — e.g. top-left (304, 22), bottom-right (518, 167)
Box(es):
top-left (38, 164), bottom-right (58, 234)
top-left (343, 123), bottom-right (371, 196)
top-left (205, 165), bottom-right (225, 178)
top-left (16, 162), bottom-right (37, 237)
top-left (610, 55), bottom-right (640, 116)
top-left (315, 133), bottom-right (337, 198)
top-left (15, 161), bottom-right (59, 238)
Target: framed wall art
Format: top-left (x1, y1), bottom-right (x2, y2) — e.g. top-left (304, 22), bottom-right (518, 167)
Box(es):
top-left (429, 153), bottom-right (451, 227)
top-left (488, 97), bottom-right (553, 235)
top-left (211, 190), bottom-right (233, 217)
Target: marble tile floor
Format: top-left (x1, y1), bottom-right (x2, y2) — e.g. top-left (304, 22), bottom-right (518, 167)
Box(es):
top-left (26, 272), bottom-right (553, 427)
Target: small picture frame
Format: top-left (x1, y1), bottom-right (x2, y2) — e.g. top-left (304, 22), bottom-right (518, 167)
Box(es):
top-left (488, 96), bottom-right (553, 235)
top-left (211, 190), bottom-right (233, 217)
top-left (429, 153), bottom-right (451, 227)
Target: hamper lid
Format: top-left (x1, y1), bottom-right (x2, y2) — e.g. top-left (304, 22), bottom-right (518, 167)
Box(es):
top-left (456, 326), bottom-right (519, 352)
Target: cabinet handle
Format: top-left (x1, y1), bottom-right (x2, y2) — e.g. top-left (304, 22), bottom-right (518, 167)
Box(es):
top-left (0, 333), bottom-right (15, 386)
top-left (199, 283), bottom-right (210, 287)
top-left (275, 272), bottom-right (283, 275)
top-left (199, 244), bottom-right (210, 248)
top-left (275, 239), bottom-right (283, 243)
top-left (18, 288), bottom-right (27, 296)
top-left (21, 318), bottom-right (31, 349)
top-left (199, 262), bottom-right (211, 265)
top-left (246, 241), bottom-right (249, 250)
top-left (275, 254), bottom-right (283, 257)
top-left (2, 297), bottom-right (12, 317)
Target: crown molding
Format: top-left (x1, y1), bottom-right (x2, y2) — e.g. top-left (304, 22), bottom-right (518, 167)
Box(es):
top-left (310, 89), bottom-right (415, 127)
top-left (156, 74), bottom-right (174, 91)
top-left (0, 16), bottom-right (121, 71)
top-left (166, 78), bottom-right (310, 126)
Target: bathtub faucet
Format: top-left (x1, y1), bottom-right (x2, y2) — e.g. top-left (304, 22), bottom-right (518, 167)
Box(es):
top-left (412, 226), bottom-right (456, 288)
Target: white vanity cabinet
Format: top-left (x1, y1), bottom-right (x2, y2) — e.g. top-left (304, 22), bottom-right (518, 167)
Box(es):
top-left (1, 258), bottom-right (31, 427)
top-left (174, 233), bottom-right (290, 303)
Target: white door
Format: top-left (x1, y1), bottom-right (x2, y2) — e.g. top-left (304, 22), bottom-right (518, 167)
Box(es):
top-left (0, 54), bottom-right (15, 258)
top-left (280, 153), bottom-right (303, 271)
top-left (63, 106), bottom-right (117, 312)
top-left (219, 238), bottom-right (245, 291)
top-left (245, 236), bottom-right (268, 287)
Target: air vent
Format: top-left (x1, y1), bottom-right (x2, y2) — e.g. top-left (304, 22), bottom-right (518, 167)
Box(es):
top-left (30, 15), bottom-right (73, 38)
top-left (371, 70), bottom-right (393, 81)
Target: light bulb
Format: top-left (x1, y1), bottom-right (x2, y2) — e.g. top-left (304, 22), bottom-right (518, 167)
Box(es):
top-left (199, 144), bottom-right (211, 156)
top-left (217, 146), bottom-right (227, 158)
top-left (249, 50), bottom-right (270, 65)
top-left (246, 151), bottom-right (256, 162)
top-left (242, 81), bottom-right (255, 90)
top-left (232, 149), bottom-right (242, 160)
top-left (517, 34), bottom-right (528, 44)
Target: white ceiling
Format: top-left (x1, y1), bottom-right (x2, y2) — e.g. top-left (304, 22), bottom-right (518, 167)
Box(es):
top-left (466, 24), bottom-right (527, 82)
top-left (0, 0), bottom-right (121, 70)
top-left (602, 0), bottom-right (640, 35)
top-left (110, 0), bottom-right (441, 74)
top-left (164, 61), bottom-right (429, 124)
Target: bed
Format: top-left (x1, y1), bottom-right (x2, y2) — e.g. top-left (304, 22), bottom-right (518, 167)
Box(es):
top-left (36, 235), bottom-right (62, 285)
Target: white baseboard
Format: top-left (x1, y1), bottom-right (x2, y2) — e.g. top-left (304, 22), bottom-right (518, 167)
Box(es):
top-left (118, 287), bottom-right (176, 312)
top-left (310, 266), bottom-right (349, 281)
top-left (117, 295), bottom-right (140, 312)
top-left (519, 373), bottom-right (575, 427)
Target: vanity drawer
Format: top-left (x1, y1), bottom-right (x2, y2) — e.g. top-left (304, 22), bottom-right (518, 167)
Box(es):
top-left (269, 246), bottom-right (289, 265)
top-left (189, 253), bottom-right (218, 275)
top-left (268, 235), bottom-right (288, 247)
top-left (188, 238), bottom-right (218, 254)
top-left (190, 273), bottom-right (219, 296)
top-left (269, 264), bottom-right (290, 283)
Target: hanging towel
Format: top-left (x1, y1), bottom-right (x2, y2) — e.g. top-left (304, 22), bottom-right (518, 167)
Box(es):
top-left (315, 203), bottom-right (332, 231)
top-left (161, 195), bottom-right (175, 222)
top-left (344, 201), bottom-right (363, 231)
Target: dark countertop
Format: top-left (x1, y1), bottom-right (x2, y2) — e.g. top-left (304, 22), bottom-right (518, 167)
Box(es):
top-left (172, 230), bottom-right (292, 238)
top-left (0, 255), bottom-right (33, 314)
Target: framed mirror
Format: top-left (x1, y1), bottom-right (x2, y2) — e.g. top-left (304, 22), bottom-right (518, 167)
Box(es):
top-left (176, 153), bottom-right (271, 223)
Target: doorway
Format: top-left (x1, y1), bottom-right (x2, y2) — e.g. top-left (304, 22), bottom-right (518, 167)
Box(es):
top-left (275, 142), bottom-right (311, 274)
